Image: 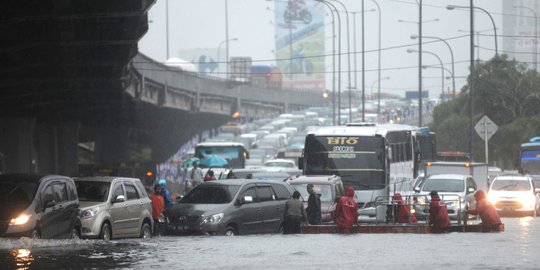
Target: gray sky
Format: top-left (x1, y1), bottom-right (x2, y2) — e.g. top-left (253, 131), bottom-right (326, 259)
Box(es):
top-left (139, 0), bottom-right (504, 99)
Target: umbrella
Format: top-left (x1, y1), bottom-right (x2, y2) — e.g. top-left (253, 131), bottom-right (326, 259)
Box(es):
top-left (182, 157), bottom-right (200, 169)
top-left (199, 155), bottom-right (229, 168)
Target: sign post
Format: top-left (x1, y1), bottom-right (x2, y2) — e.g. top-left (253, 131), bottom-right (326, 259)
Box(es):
top-left (474, 115), bottom-right (498, 164)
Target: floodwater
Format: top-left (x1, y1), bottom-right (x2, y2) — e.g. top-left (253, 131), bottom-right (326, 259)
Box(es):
top-left (1, 217), bottom-right (539, 270)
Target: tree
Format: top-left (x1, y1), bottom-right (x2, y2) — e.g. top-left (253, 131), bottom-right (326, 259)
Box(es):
top-left (429, 55), bottom-right (540, 169)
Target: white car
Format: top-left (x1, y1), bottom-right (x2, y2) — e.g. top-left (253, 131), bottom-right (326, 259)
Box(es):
top-left (488, 175), bottom-right (539, 216)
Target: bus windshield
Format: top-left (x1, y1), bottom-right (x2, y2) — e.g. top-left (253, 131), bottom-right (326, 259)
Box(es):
top-left (304, 135), bottom-right (385, 190)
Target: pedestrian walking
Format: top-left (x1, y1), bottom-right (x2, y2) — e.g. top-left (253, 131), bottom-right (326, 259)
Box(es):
top-left (189, 161), bottom-right (203, 191)
top-left (428, 191), bottom-right (451, 233)
top-left (306, 184), bottom-right (321, 225)
top-left (283, 191), bottom-right (307, 234)
top-left (467, 190), bottom-right (502, 232)
top-left (335, 187), bottom-right (358, 234)
top-left (158, 178), bottom-right (174, 211)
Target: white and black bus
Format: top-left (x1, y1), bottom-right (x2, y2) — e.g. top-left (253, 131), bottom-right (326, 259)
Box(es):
top-left (299, 123), bottom-right (420, 221)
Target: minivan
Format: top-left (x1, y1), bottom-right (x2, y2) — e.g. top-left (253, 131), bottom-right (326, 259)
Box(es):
top-left (167, 179), bottom-right (295, 235)
top-left (75, 176), bottom-right (153, 240)
top-left (0, 174), bottom-right (81, 239)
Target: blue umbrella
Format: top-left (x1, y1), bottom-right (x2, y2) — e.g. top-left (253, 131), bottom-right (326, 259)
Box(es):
top-left (199, 155), bottom-right (229, 168)
top-left (182, 157), bottom-right (200, 169)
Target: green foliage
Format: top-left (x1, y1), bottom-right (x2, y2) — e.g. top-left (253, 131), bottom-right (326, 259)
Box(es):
top-left (430, 55), bottom-right (540, 169)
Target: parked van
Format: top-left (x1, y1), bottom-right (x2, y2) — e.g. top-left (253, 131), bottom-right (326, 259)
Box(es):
top-left (0, 174), bottom-right (81, 239)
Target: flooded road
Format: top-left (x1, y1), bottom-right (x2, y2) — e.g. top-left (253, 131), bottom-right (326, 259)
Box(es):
top-left (1, 217), bottom-right (539, 269)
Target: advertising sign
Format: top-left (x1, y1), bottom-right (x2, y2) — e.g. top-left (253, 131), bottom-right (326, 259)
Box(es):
top-left (274, 0), bottom-right (325, 91)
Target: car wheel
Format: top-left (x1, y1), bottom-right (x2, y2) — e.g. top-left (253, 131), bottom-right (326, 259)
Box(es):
top-left (31, 229), bottom-right (41, 239)
top-left (71, 227), bottom-right (81, 239)
top-left (140, 222), bottom-right (152, 239)
top-left (99, 222), bottom-right (112, 241)
top-left (223, 226), bottom-right (237, 236)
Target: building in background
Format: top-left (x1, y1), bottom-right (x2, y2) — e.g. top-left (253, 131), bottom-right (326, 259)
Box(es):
top-left (503, 0), bottom-right (539, 69)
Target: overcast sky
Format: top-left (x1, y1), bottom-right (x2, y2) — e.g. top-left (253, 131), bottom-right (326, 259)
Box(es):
top-left (139, 0), bottom-right (505, 98)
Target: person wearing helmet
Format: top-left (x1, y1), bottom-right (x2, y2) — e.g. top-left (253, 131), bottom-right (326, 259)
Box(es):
top-left (467, 190), bottom-right (502, 232)
top-left (158, 178), bottom-right (174, 210)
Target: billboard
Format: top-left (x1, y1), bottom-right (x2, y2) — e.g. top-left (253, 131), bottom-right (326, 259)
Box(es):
top-left (176, 48), bottom-right (219, 75)
top-left (274, 0), bottom-right (325, 91)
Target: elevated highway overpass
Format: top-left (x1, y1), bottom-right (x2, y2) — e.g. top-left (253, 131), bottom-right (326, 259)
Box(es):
top-left (0, 0), bottom-right (325, 176)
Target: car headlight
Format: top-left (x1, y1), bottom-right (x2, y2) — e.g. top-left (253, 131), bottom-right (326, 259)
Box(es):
top-left (451, 198), bottom-right (462, 207)
top-left (80, 207), bottom-right (100, 219)
top-left (488, 193), bottom-right (498, 204)
top-left (201, 213), bottom-right (224, 224)
top-left (9, 213), bottom-right (31, 226)
top-left (417, 196), bottom-right (426, 205)
top-left (519, 195), bottom-right (535, 208)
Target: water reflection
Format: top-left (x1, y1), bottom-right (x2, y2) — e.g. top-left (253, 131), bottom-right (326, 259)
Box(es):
top-left (9, 248), bottom-right (34, 270)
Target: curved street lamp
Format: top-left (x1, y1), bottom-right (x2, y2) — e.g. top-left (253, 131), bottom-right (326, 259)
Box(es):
top-left (411, 35), bottom-right (456, 98)
top-left (447, 4), bottom-right (498, 55)
top-left (407, 49), bottom-right (445, 100)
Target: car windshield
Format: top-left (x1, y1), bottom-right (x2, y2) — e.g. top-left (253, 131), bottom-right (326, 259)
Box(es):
top-left (292, 183), bottom-right (333, 202)
top-left (76, 181), bottom-right (110, 202)
top-left (0, 181), bottom-right (38, 207)
top-left (181, 185), bottom-right (240, 204)
top-left (491, 179), bottom-right (531, 191)
top-left (422, 178), bottom-right (464, 193)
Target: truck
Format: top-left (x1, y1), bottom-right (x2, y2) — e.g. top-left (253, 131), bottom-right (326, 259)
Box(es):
top-left (423, 161), bottom-right (489, 191)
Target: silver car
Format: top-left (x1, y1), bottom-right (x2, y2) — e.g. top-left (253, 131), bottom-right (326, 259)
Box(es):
top-left (75, 177), bottom-right (153, 240)
top-left (413, 174), bottom-right (478, 223)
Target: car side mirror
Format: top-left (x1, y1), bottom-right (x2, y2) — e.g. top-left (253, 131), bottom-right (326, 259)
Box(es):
top-left (467, 187), bottom-right (475, 193)
top-left (414, 187), bottom-right (420, 193)
top-left (113, 195), bottom-right (125, 203)
top-left (175, 196), bottom-right (183, 203)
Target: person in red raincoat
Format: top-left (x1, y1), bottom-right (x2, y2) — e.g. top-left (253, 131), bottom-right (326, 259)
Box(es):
top-left (467, 190), bottom-right (502, 232)
top-left (428, 191), bottom-right (451, 233)
top-left (335, 187), bottom-right (358, 234)
top-left (392, 193), bottom-right (418, 223)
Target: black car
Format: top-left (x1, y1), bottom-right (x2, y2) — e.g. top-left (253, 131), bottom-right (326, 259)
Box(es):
top-left (0, 174), bottom-right (81, 239)
top-left (167, 179), bottom-right (295, 236)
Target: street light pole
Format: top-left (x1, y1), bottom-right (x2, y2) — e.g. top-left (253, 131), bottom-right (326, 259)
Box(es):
top-left (418, 0), bottom-right (423, 127)
top-left (329, 0), bottom-right (353, 122)
top-left (225, 0), bottom-right (230, 79)
top-left (411, 35), bottom-right (456, 98)
top-left (408, 49), bottom-right (445, 100)
top-left (514, 5), bottom-right (538, 71)
top-left (165, 0), bottom-right (170, 60)
top-left (447, 4), bottom-right (498, 56)
top-left (317, 0), bottom-right (339, 125)
top-left (369, 0), bottom-right (382, 119)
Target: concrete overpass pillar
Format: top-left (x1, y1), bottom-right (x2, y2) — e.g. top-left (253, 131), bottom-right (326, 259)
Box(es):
top-left (0, 118), bottom-right (35, 173)
top-left (35, 122), bottom-right (80, 175)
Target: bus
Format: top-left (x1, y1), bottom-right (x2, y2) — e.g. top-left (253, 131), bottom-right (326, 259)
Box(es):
top-left (414, 127), bottom-right (436, 174)
top-left (299, 123), bottom-right (420, 221)
top-left (194, 142), bottom-right (249, 169)
top-left (519, 137), bottom-right (540, 176)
